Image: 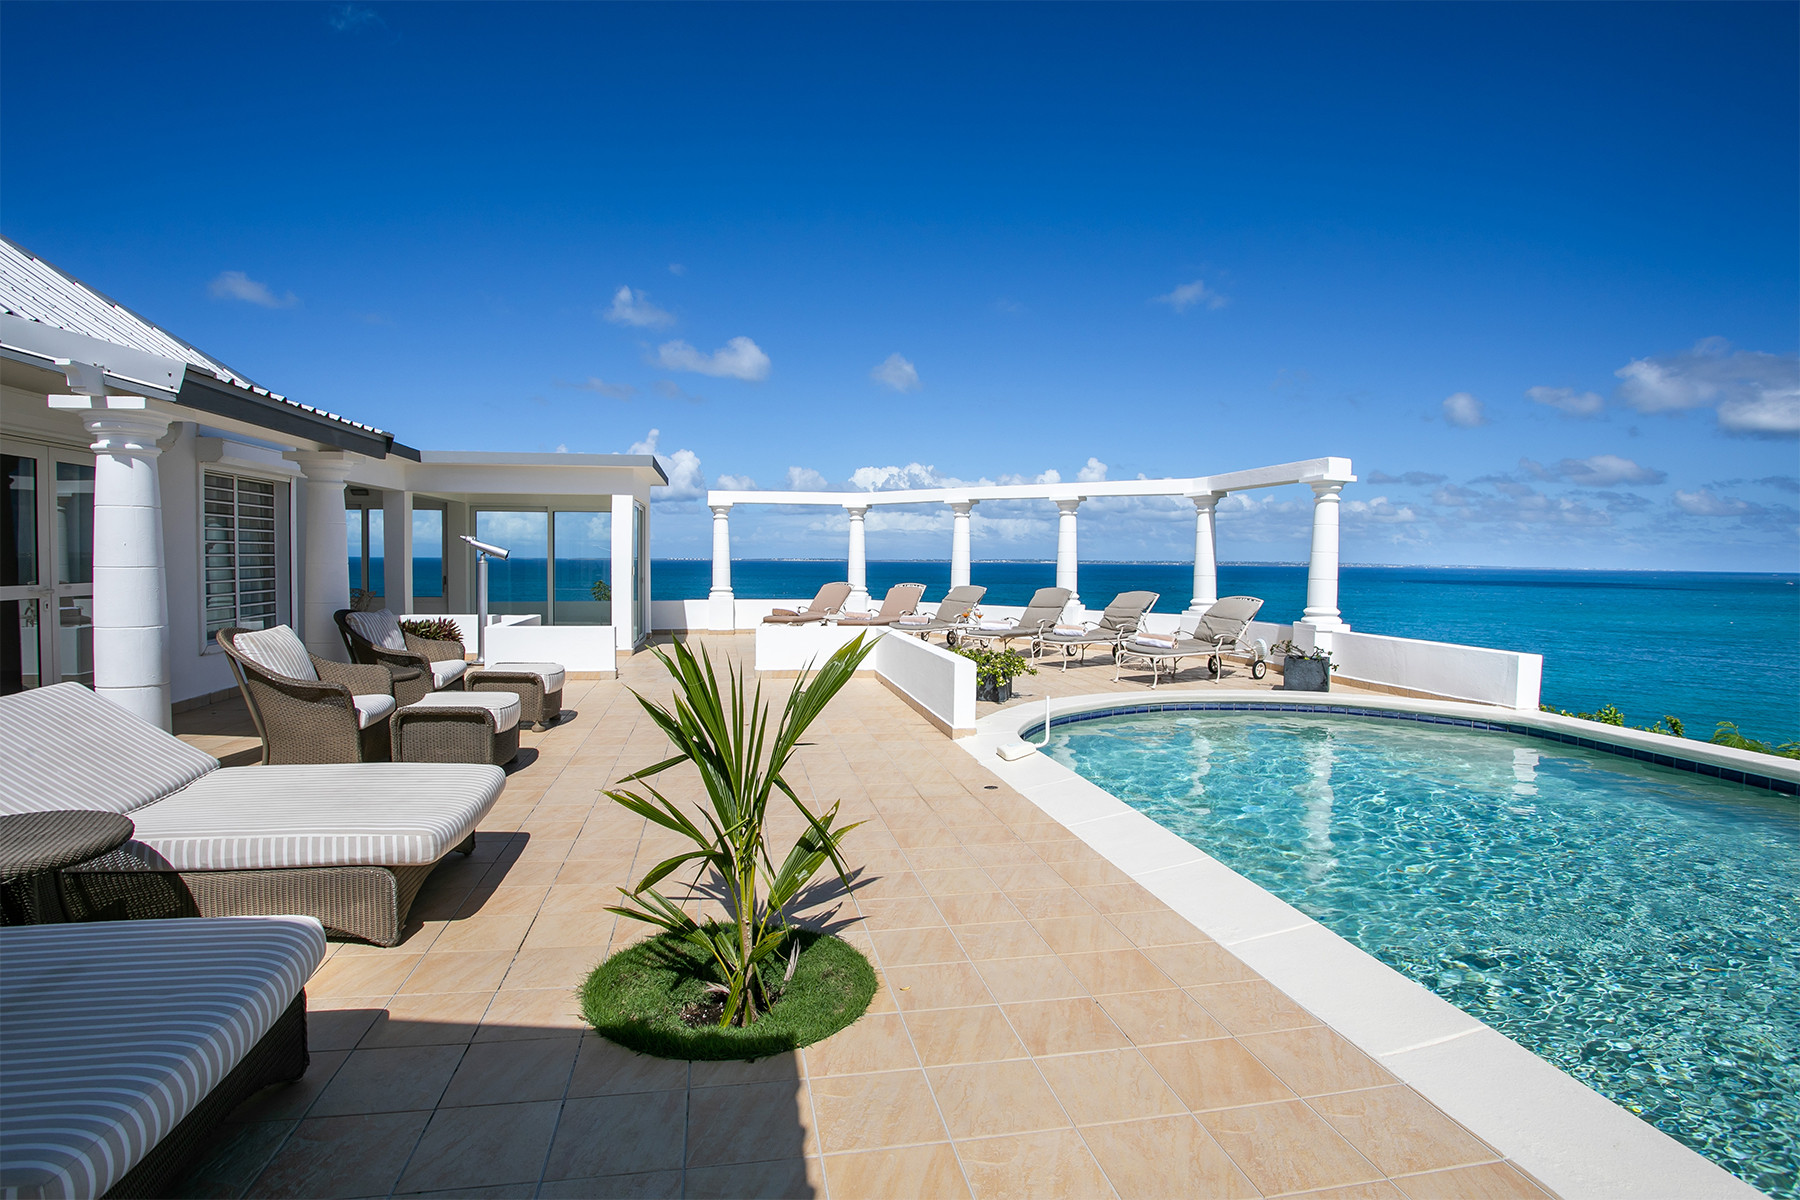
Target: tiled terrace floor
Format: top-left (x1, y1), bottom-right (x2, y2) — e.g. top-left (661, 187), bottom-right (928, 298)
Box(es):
top-left (174, 635), bottom-right (1551, 1200)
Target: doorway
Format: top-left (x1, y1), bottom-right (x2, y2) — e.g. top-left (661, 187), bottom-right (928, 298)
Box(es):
top-left (1, 440), bottom-right (95, 695)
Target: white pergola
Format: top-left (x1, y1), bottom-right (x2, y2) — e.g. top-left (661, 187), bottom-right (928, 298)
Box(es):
top-left (705, 457), bottom-right (1355, 633)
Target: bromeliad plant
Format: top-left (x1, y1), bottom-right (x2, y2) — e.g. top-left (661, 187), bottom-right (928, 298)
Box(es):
top-left (604, 635), bottom-right (877, 1027)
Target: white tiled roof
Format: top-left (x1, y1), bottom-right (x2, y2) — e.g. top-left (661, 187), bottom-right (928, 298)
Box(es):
top-left (0, 237), bottom-right (389, 437)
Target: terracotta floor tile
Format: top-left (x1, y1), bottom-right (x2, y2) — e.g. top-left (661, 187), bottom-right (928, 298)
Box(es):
top-left (1001, 997), bottom-right (1132, 1058)
top-left (392, 1099), bottom-right (561, 1192)
top-left (983, 861), bottom-right (1068, 892)
top-left (953, 920), bottom-right (1055, 961)
top-left (1081, 1114), bottom-right (1259, 1200)
top-left (1199, 1100), bottom-right (1385, 1196)
top-left (824, 1142), bottom-right (971, 1199)
top-left (1392, 1160), bottom-right (1554, 1199)
top-left (1098, 989), bottom-right (1228, 1047)
top-left (305, 953), bottom-right (423, 999)
top-left (1310, 1087), bottom-right (1500, 1178)
top-left (686, 1078), bottom-right (819, 1166)
top-left (1142, 941), bottom-right (1259, 987)
top-left (1240, 1026), bottom-right (1397, 1097)
top-left (307, 1005), bottom-right (383, 1053)
top-left (1051, 857), bottom-right (1134, 889)
top-left (1079, 881), bottom-right (1166, 916)
top-left (903, 845), bottom-right (981, 871)
top-left (500, 945), bottom-right (601, 990)
top-left (927, 1059), bottom-right (1069, 1139)
top-left (955, 1129), bottom-right (1117, 1200)
top-left (249, 1111), bottom-right (429, 1199)
top-left (1108, 908), bottom-right (1212, 948)
top-left (933, 891), bottom-right (1025, 926)
top-left (453, 884), bottom-right (550, 917)
top-left (439, 1034), bottom-right (580, 1107)
top-left (1060, 948), bottom-right (1176, 996)
top-left (566, 1033), bottom-right (691, 1097)
top-left (542, 1091), bottom-right (687, 1179)
top-left (869, 925), bottom-right (968, 967)
top-left (223, 1050), bottom-right (348, 1124)
top-left (358, 991), bottom-right (491, 1048)
top-left (1285, 1184), bottom-right (1409, 1200)
top-left (1031, 913), bottom-right (1134, 955)
top-left (685, 1156), bottom-right (826, 1199)
top-left (475, 985), bottom-right (589, 1040)
top-left (1189, 979), bottom-right (1324, 1036)
top-left (519, 909), bottom-right (613, 950)
top-left (809, 1069), bottom-right (948, 1153)
top-left (964, 842), bottom-right (1042, 869)
top-left (972, 955), bottom-right (1089, 1004)
top-left (1140, 1039), bottom-right (1295, 1113)
top-left (1035, 1048), bottom-right (1186, 1126)
top-left (397, 951), bottom-right (516, 996)
top-left (803, 1012), bottom-right (922, 1076)
top-left (917, 867), bottom-right (999, 897)
top-left (308, 1044), bottom-right (464, 1116)
top-left (903, 1005), bottom-right (1029, 1067)
top-left (1006, 888), bottom-right (1097, 920)
top-left (536, 1171), bottom-right (683, 1199)
top-left (176, 1118), bottom-right (297, 1198)
top-left (882, 960), bottom-right (995, 1011)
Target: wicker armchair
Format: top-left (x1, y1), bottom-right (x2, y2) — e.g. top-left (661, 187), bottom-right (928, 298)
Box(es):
top-left (217, 626), bottom-right (406, 764)
top-left (335, 609), bottom-right (467, 705)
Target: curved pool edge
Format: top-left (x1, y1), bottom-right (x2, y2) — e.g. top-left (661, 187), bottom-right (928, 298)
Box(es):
top-left (964, 689), bottom-right (1774, 1200)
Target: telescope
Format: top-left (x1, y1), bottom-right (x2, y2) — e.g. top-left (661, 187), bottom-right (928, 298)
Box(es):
top-left (459, 534), bottom-right (510, 560)
top-left (459, 535), bottom-right (512, 661)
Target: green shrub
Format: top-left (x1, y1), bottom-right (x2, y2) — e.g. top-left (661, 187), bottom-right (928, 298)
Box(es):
top-left (953, 646), bottom-right (1037, 687)
top-left (590, 579), bottom-right (611, 602)
top-left (1709, 722), bottom-right (1800, 760)
top-left (400, 617), bottom-right (464, 646)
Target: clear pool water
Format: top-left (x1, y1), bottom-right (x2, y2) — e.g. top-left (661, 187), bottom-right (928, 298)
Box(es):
top-left (1048, 712), bottom-right (1800, 1198)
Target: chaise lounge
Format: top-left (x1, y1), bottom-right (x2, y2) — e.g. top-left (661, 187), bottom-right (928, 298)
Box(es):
top-left (954, 586), bottom-right (1072, 651)
top-left (761, 582), bottom-right (852, 625)
top-left (894, 584), bottom-right (988, 640)
top-left (0, 683), bottom-right (505, 946)
top-left (1032, 590), bottom-right (1159, 670)
top-left (1113, 595), bottom-right (1268, 688)
top-left (835, 582), bottom-right (927, 626)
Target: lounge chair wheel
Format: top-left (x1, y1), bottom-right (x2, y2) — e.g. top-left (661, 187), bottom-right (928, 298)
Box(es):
top-left (1251, 660), bottom-right (1267, 680)
top-left (1208, 654), bottom-right (1221, 677)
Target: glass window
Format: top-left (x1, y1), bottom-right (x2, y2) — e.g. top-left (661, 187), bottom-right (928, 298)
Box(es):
top-left (204, 472), bottom-right (280, 635)
top-left (413, 509), bottom-right (444, 598)
top-left (553, 511), bottom-right (610, 625)
top-left (367, 508), bottom-right (385, 598)
top-left (474, 511), bottom-right (547, 615)
top-left (55, 463), bottom-right (93, 586)
top-left (346, 509), bottom-right (364, 593)
top-left (4, 454), bottom-right (38, 589)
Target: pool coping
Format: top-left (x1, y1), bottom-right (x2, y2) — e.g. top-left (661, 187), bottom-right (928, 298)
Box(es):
top-left (963, 689), bottom-right (1775, 1200)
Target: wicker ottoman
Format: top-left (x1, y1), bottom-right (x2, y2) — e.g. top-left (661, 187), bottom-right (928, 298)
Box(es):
top-left (466, 661), bottom-right (566, 730)
top-left (392, 691), bottom-right (522, 766)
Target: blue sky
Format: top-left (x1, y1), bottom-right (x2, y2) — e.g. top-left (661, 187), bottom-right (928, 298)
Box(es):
top-left (3, 2), bottom-right (1795, 569)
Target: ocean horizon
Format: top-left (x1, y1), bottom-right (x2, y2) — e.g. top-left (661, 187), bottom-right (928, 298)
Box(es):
top-left (368, 557), bottom-right (1799, 748)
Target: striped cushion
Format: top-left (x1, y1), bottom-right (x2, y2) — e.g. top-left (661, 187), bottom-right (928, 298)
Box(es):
top-left (0, 683), bottom-right (218, 816)
top-left (346, 610), bottom-right (407, 652)
top-left (403, 691), bottom-right (521, 734)
top-left (0, 916), bottom-right (325, 1200)
top-left (231, 625), bottom-right (318, 682)
top-left (97, 763), bottom-right (506, 870)
top-left (352, 693), bottom-right (396, 729)
top-left (482, 662), bottom-right (566, 693)
top-left (430, 659), bottom-right (467, 688)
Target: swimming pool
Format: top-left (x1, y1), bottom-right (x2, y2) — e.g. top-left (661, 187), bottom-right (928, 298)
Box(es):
top-left (1046, 710), bottom-right (1800, 1198)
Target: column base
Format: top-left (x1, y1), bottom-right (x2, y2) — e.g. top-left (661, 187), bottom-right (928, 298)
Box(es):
top-left (97, 684), bottom-right (172, 732)
top-left (847, 588), bottom-right (871, 613)
top-left (707, 593), bottom-right (736, 632)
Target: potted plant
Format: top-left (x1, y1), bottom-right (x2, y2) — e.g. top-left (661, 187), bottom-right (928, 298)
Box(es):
top-left (955, 645), bottom-right (1037, 703)
top-left (1272, 640), bottom-right (1334, 692)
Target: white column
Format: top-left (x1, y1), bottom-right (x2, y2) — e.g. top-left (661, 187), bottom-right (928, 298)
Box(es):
top-left (845, 504), bottom-right (869, 610)
top-left (1187, 493), bottom-right (1220, 615)
top-left (52, 398), bottom-right (175, 729)
top-left (949, 501), bottom-right (975, 588)
top-left (289, 452), bottom-right (354, 662)
top-left (382, 489), bottom-right (413, 616)
top-left (1301, 480), bottom-right (1348, 633)
top-left (1054, 498), bottom-right (1081, 606)
top-left (611, 493), bottom-right (636, 651)
top-left (708, 503), bottom-right (734, 630)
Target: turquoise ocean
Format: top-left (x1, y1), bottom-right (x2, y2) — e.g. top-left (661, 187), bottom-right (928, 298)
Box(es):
top-left (384, 557), bottom-right (1800, 747)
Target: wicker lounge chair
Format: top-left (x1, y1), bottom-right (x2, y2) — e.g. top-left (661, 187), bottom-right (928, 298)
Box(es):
top-left (217, 625), bottom-right (409, 765)
top-left (1113, 596), bottom-right (1268, 688)
top-left (393, 691), bottom-right (522, 766)
top-left (955, 587), bottom-right (1073, 651)
top-left (335, 609), bottom-right (468, 703)
top-left (465, 661), bottom-right (566, 729)
top-left (761, 582), bottom-right (852, 625)
top-left (0, 915), bottom-right (324, 1200)
top-left (1032, 590), bottom-right (1159, 670)
top-left (0, 683), bottom-right (504, 946)
top-left (893, 584), bottom-right (988, 640)
top-left (836, 582), bottom-right (927, 627)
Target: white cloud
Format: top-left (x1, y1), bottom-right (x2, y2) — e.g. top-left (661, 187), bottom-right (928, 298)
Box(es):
top-left (626, 428), bottom-right (704, 500)
top-left (207, 270), bottom-right (297, 308)
top-left (1035, 469), bottom-right (1062, 485)
top-left (1615, 338), bottom-right (1799, 437)
top-left (668, 263), bottom-right (686, 276)
top-left (1076, 457), bottom-right (1108, 483)
top-left (849, 462), bottom-right (946, 491)
top-left (603, 286), bottom-right (675, 329)
top-left (786, 466), bottom-right (830, 490)
top-left (567, 377), bottom-right (636, 400)
top-left (328, 4), bottom-right (382, 32)
top-left (1367, 470), bottom-right (1448, 486)
top-left (1526, 386), bottom-right (1604, 417)
top-left (1342, 496), bottom-right (1418, 523)
top-left (1153, 279), bottom-right (1229, 313)
top-left (1673, 489), bottom-right (1752, 517)
top-left (716, 473), bottom-right (756, 490)
top-left (1522, 454), bottom-right (1666, 487)
top-left (870, 353), bottom-right (921, 392)
top-left (1442, 392), bottom-right (1487, 428)
top-left (656, 336), bottom-right (771, 381)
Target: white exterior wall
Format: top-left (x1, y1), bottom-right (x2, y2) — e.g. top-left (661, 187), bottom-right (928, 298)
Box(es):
top-left (484, 623), bottom-right (618, 675)
top-left (874, 631), bottom-right (976, 736)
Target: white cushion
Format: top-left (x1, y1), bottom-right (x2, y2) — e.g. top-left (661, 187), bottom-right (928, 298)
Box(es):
top-left (483, 662), bottom-right (566, 693)
top-left (896, 614), bottom-right (932, 627)
top-left (346, 609), bottom-right (407, 651)
top-left (403, 690), bottom-right (521, 734)
top-left (232, 625), bottom-right (318, 682)
top-left (977, 618), bottom-right (1016, 631)
top-left (0, 683), bottom-right (218, 816)
top-left (104, 763), bottom-right (507, 870)
top-left (353, 693), bottom-right (395, 729)
top-left (1133, 633), bottom-right (1179, 650)
top-left (431, 659), bottom-right (468, 688)
top-left (0, 916), bottom-right (326, 1200)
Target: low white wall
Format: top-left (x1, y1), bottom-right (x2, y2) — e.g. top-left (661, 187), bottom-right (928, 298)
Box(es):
top-left (752, 624), bottom-right (888, 673)
top-left (1304, 627), bottom-right (1542, 710)
top-left (875, 631), bottom-right (977, 736)
top-left (482, 623), bottom-right (617, 675)
top-left (652, 599), bottom-right (709, 631)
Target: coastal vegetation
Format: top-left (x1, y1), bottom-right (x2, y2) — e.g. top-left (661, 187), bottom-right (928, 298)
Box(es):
top-left (1543, 703), bottom-right (1800, 759)
top-left (589, 635), bottom-right (876, 1046)
top-left (399, 617), bottom-right (463, 645)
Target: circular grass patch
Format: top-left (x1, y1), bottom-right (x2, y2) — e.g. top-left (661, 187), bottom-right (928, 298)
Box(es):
top-left (580, 927), bottom-right (877, 1060)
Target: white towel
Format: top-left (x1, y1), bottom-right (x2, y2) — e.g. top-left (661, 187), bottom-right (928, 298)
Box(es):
top-left (1050, 624), bottom-right (1087, 636)
top-left (977, 618), bottom-right (1016, 631)
top-left (1132, 632), bottom-right (1178, 649)
top-left (897, 614), bottom-right (932, 626)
